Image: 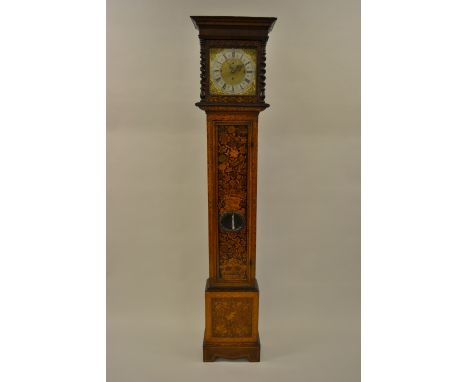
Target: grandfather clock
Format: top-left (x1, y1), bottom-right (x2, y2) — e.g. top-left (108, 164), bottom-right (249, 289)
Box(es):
top-left (190, 16), bottom-right (276, 362)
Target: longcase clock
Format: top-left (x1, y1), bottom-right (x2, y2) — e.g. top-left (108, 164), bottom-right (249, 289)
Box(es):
top-left (190, 16), bottom-right (276, 362)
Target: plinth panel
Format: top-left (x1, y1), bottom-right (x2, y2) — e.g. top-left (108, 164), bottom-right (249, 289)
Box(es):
top-left (204, 290), bottom-right (259, 343)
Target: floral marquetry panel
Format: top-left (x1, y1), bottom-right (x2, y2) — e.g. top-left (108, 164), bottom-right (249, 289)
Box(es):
top-left (205, 291), bottom-right (259, 344)
top-left (212, 298), bottom-right (252, 337)
top-left (216, 124), bottom-right (249, 281)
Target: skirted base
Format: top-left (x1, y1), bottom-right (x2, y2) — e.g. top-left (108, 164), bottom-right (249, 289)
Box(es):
top-left (203, 340), bottom-right (260, 362)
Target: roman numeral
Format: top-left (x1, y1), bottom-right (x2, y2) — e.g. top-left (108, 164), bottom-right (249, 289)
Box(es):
top-left (245, 78), bottom-right (250, 83)
top-left (222, 83), bottom-right (226, 89)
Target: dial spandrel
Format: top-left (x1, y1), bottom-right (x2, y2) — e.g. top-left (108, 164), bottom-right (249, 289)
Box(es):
top-left (209, 48), bottom-right (256, 96)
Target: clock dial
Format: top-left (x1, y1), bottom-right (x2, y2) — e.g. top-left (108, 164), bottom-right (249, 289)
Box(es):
top-left (209, 48), bottom-right (256, 96)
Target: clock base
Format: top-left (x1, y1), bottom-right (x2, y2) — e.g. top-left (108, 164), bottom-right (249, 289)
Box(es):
top-left (203, 280), bottom-right (260, 362)
top-left (203, 340), bottom-right (260, 362)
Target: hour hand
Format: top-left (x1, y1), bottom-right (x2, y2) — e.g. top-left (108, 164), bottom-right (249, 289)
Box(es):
top-left (230, 63), bottom-right (243, 73)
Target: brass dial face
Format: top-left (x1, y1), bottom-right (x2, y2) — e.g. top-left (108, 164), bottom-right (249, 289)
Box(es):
top-left (209, 48), bottom-right (256, 96)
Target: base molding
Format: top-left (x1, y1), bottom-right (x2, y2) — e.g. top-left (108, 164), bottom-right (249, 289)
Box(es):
top-left (203, 341), bottom-right (260, 362)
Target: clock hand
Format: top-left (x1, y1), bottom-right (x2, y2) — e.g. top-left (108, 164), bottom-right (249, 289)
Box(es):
top-left (234, 64), bottom-right (244, 74)
top-left (229, 63), bottom-right (244, 74)
top-left (229, 64), bottom-right (236, 73)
